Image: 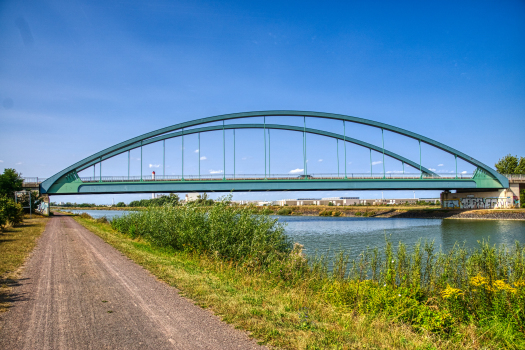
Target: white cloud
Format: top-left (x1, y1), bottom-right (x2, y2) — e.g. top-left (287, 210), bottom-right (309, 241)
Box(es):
top-left (438, 164), bottom-right (444, 167)
top-left (386, 170), bottom-right (404, 173)
top-left (200, 156), bottom-right (207, 160)
top-left (0, 160), bottom-right (3, 163)
top-left (461, 171), bottom-right (467, 174)
top-left (372, 161), bottom-right (382, 165)
top-left (15, 162), bottom-right (22, 165)
top-left (429, 168), bottom-right (436, 171)
top-left (148, 164), bottom-right (160, 168)
top-left (289, 168), bottom-right (304, 174)
top-left (318, 159), bottom-right (323, 162)
top-left (209, 169), bottom-right (223, 174)
top-left (194, 149), bottom-right (199, 153)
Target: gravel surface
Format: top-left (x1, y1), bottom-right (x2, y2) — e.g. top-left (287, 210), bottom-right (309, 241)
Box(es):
top-left (0, 214), bottom-right (267, 350)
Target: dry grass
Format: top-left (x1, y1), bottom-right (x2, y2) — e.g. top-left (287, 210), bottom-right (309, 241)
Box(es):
top-left (73, 215), bottom-right (504, 350)
top-left (0, 215), bottom-right (49, 313)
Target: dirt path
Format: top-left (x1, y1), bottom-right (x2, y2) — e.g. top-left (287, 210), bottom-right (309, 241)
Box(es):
top-left (0, 214), bottom-right (266, 350)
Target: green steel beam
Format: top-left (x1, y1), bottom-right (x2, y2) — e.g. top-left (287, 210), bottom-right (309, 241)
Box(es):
top-left (41, 110), bottom-right (508, 194)
top-left (48, 178), bottom-right (485, 195)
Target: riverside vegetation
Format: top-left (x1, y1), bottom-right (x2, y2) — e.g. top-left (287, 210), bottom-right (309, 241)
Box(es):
top-left (76, 198), bottom-right (525, 349)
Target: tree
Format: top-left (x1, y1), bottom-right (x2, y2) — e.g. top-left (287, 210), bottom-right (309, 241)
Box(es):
top-left (516, 157), bottom-right (525, 174)
top-left (0, 168), bottom-right (23, 198)
top-left (494, 154), bottom-right (525, 174)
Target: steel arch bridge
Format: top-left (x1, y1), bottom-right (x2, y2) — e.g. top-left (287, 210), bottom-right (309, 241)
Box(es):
top-left (40, 111), bottom-right (508, 195)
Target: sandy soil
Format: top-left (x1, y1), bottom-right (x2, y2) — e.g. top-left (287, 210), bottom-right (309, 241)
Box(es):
top-left (0, 214), bottom-right (266, 350)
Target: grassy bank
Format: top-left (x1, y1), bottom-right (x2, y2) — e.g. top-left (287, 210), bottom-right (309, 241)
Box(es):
top-left (73, 203), bottom-right (524, 349)
top-left (0, 215), bottom-right (49, 313)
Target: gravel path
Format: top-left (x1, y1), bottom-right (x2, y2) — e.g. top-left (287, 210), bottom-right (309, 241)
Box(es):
top-left (0, 214), bottom-right (266, 350)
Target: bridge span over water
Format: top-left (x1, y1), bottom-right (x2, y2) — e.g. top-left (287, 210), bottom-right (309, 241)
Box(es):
top-left (39, 111), bottom-right (509, 195)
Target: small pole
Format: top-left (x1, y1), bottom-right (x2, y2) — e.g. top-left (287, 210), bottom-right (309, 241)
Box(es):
top-left (264, 117), bottom-right (267, 179)
top-left (140, 142), bottom-right (143, 181)
top-left (128, 151), bottom-right (130, 180)
top-left (223, 121), bottom-right (225, 180)
top-left (304, 116), bottom-right (307, 177)
top-left (100, 157), bottom-right (102, 182)
top-left (268, 129), bottom-right (271, 177)
top-left (198, 132), bottom-right (201, 180)
top-left (337, 139), bottom-right (339, 177)
top-left (455, 155), bottom-right (458, 179)
top-left (94, 164), bottom-right (95, 181)
top-left (419, 139), bottom-right (422, 179)
top-left (381, 128), bottom-right (385, 179)
top-left (370, 149), bottom-right (372, 177)
top-left (402, 161), bottom-right (405, 175)
top-left (163, 140), bottom-right (165, 177)
top-left (181, 129), bottom-right (184, 180)
top-left (233, 129), bottom-right (235, 179)
top-left (29, 191), bottom-right (32, 218)
top-left (344, 121), bottom-right (347, 179)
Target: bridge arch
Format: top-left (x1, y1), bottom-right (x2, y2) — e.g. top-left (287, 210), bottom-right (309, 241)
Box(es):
top-left (40, 111), bottom-right (508, 194)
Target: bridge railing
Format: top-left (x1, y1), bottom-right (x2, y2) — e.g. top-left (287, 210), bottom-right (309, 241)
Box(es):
top-left (505, 174), bottom-right (525, 180)
top-left (78, 173), bottom-right (474, 183)
top-left (22, 177), bottom-right (47, 184)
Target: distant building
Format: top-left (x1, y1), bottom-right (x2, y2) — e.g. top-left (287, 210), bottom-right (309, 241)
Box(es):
top-left (184, 193), bottom-right (201, 202)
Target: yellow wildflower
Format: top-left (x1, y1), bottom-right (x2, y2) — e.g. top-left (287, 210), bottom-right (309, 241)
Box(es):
top-left (470, 274), bottom-right (488, 287)
top-left (492, 280), bottom-right (517, 294)
top-left (441, 285), bottom-right (464, 299)
top-left (513, 280), bottom-right (525, 288)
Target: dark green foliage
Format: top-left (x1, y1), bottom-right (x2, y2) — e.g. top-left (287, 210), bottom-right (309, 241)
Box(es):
top-left (0, 195), bottom-right (24, 229)
top-left (111, 196), bottom-right (291, 265)
top-left (128, 194), bottom-right (180, 207)
top-left (327, 202), bottom-right (334, 206)
top-left (115, 202), bottom-right (126, 207)
top-left (193, 193), bottom-right (215, 206)
top-left (495, 154), bottom-right (525, 174)
top-left (0, 168), bottom-right (23, 198)
top-left (277, 208), bottom-right (292, 215)
top-left (521, 190), bottom-right (525, 209)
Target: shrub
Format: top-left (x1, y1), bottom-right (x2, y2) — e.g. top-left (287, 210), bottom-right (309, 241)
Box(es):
top-left (111, 197), bottom-right (291, 265)
top-left (277, 208), bottom-right (292, 216)
top-left (0, 195), bottom-right (24, 229)
top-left (319, 210), bottom-right (332, 216)
top-left (79, 212), bottom-right (93, 219)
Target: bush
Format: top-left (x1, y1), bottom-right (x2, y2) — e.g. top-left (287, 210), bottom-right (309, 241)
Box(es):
top-left (111, 197), bottom-right (291, 265)
top-left (277, 208), bottom-right (292, 216)
top-left (319, 210), bottom-right (332, 216)
top-left (79, 212), bottom-right (93, 219)
top-left (0, 195), bottom-right (24, 229)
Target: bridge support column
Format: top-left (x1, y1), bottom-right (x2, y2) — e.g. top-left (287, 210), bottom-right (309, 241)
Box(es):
top-left (39, 194), bottom-right (50, 216)
top-left (441, 188), bottom-right (518, 209)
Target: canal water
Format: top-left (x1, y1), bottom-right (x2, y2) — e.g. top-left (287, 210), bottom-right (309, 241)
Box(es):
top-left (63, 210), bottom-right (525, 259)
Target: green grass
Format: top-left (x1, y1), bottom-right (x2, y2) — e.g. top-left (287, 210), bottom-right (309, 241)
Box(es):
top-left (0, 215), bottom-right (49, 313)
top-left (73, 205), bottom-right (525, 349)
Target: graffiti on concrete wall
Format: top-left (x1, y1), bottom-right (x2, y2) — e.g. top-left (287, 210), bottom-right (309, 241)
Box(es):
top-left (443, 197), bottom-right (512, 209)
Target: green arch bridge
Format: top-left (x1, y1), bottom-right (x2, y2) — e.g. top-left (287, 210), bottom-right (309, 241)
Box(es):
top-left (40, 111), bottom-right (508, 195)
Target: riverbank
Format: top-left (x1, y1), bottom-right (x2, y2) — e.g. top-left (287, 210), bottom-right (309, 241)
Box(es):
top-left (69, 206), bottom-right (524, 350)
top-left (55, 205), bottom-right (525, 220)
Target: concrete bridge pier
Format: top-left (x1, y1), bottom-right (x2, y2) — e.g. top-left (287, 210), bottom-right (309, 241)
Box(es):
top-left (441, 185), bottom-right (521, 210)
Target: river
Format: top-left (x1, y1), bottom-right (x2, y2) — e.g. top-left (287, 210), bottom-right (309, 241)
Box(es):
top-left (62, 209), bottom-right (525, 259)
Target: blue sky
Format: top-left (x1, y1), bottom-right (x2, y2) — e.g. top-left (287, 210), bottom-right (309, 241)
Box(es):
top-left (1, 0), bottom-right (524, 204)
